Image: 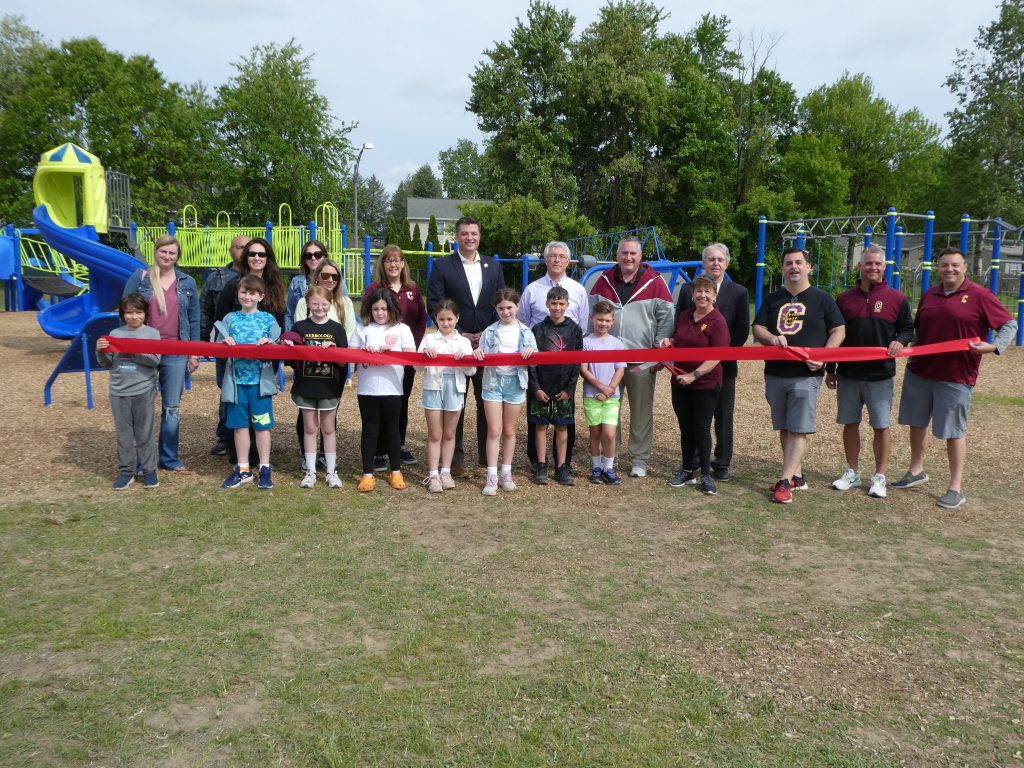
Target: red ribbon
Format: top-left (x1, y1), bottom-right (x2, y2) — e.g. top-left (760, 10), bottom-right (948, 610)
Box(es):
top-left (102, 336), bottom-right (977, 367)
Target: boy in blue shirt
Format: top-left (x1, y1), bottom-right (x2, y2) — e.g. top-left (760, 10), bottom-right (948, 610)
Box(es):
top-left (213, 275), bottom-right (281, 489)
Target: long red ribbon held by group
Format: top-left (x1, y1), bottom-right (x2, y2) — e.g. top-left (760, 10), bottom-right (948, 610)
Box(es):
top-left (103, 336), bottom-right (978, 366)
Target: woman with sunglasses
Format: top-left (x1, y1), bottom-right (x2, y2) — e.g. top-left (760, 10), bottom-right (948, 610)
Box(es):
top-left (213, 238), bottom-right (286, 466)
top-left (363, 244), bottom-right (427, 467)
top-left (285, 240), bottom-right (328, 332)
top-left (291, 257), bottom-right (356, 473)
top-left (292, 258), bottom-right (356, 335)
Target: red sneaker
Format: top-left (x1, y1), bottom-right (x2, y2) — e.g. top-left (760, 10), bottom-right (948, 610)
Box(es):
top-left (790, 475), bottom-right (809, 491)
top-left (771, 479), bottom-right (793, 504)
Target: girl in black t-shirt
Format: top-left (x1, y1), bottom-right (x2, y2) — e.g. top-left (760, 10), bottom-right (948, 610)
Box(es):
top-left (281, 286), bottom-right (348, 489)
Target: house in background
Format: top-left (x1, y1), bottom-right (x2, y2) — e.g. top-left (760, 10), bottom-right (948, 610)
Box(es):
top-left (407, 197), bottom-right (491, 248)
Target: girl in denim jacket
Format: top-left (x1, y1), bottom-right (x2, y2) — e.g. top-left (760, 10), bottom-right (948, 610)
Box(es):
top-left (472, 288), bottom-right (536, 496)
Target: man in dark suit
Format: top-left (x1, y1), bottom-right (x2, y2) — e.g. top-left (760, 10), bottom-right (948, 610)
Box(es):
top-left (426, 216), bottom-right (506, 476)
top-left (674, 242), bottom-right (749, 480)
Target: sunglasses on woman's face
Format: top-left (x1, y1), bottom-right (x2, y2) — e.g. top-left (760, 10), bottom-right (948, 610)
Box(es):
top-left (318, 272), bottom-right (340, 282)
top-left (247, 252), bottom-right (267, 259)
top-left (304, 251), bottom-right (325, 260)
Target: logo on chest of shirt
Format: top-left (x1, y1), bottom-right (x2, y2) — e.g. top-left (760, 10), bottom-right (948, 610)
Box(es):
top-left (776, 302), bottom-right (806, 335)
top-left (385, 333), bottom-right (399, 347)
top-left (873, 301), bottom-right (884, 314)
top-left (962, 294), bottom-right (969, 304)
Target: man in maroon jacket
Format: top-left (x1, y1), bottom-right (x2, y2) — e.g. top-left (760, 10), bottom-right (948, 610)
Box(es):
top-left (825, 245), bottom-right (914, 499)
top-left (892, 247), bottom-right (1016, 509)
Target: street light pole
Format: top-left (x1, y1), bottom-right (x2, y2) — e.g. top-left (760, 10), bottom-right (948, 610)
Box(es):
top-left (352, 141), bottom-right (374, 250)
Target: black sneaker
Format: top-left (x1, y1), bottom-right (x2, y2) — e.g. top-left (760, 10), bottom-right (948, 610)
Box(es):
top-left (712, 467), bottom-right (730, 481)
top-left (401, 449), bottom-right (418, 466)
top-left (699, 475), bottom-right (718, 495)
top-left (210, 440), bottom-right (229, 456)
top-left (373, 455), bottom-right (388, 473)
top-left (554, 464), bottom-right (575, 486)
top-left (667, 469), bottom-right (696, 488)
top-left (316, 454), bottom-right (328, 473)
top-left (533, 463), bottom-right (549, 485)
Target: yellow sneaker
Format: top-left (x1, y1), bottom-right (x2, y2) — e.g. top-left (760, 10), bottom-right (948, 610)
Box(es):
top-left (388, 470), bottom-right (407, 490)
top-left (357, 475), bottom-right (376, 493)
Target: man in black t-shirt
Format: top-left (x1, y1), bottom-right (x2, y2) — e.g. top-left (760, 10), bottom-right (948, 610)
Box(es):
top-left (753, 247), bottom-right (845, 504)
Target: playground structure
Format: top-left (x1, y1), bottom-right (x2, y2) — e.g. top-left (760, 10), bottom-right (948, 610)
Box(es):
top-left (755, 209), bottom-right (1024, 346)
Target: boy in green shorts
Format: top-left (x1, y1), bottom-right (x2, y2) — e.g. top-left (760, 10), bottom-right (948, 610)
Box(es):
top-left (579, 300), bottom-right (627, 484)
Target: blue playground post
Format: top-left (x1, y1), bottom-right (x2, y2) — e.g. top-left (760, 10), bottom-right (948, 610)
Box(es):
top-left (989, 218), bottom-right (1002, 295)
top-left (521, 253), bottom-right (530, 293)
top-left (1017, 264), bottom-right (1024, 346)
top-left (363, 235), bottom-right (372, 289)
top-left (959, 214), bottom-right (971, 255)
top-left (795, 222), bottom-right (806, 251)
top-left (309, 220), bottom-right (317, 242)
top-left (884, 207), bottom-right (896, 284)
top-left (265, 221), bottom-right (273, 242)
top-left (923, 211), bottom-right (935, 287)
top-left (340, 223), bottom-right (347, 251)
top-left (893, 226), bottom-right (904, 292)
top-left (864, 224), bottom-right (872, 249)
top-left (755, 216), bottom-right (767, 310)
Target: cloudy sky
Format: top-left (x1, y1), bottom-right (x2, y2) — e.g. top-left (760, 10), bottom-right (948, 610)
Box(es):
top-left (7, 0), bottom-right (999, 192)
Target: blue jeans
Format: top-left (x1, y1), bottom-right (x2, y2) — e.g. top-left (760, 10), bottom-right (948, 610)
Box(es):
top-left (157, 354), bottom-right (188, 468)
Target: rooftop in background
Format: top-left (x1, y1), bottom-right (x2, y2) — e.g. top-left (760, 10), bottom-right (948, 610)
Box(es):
top-left (406, 198), bottom-right (491, 222)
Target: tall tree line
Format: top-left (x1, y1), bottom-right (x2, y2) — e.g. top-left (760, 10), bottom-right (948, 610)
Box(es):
top-left (0, 17), bottom-right (354, 227)
top-left (445, 0), bottom-right (1023, 274)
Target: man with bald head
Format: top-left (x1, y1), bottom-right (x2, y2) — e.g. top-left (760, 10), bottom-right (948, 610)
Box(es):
top-left (200, 233), bottom-right (249, 456)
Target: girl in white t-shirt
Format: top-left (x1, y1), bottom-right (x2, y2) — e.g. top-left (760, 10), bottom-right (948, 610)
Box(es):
top-left (473, 288), bottom-right (537, 496)
top-left (353, 288), bottom-right (416, 492)
top-left (416, 299), bottom-right (476, 493)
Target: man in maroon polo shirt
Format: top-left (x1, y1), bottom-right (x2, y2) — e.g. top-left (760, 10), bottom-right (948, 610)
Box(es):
top-left (825, 245), bottom-right (914, 499)
top-left (893, 247), bottom-right (1016, 508)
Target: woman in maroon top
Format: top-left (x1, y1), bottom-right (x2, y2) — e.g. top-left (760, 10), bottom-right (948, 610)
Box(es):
top-left (660, 276), bottom-right (730, 495)
top-left (364, 244), bottom-right (428, 466)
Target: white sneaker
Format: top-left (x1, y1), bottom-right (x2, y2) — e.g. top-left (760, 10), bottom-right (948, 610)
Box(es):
top-left (482, 476), bottom-right (498, 496)
top-left (868, 473), bottom-right (887, 498)
top-left (831, 467), bottom-right (861, 491)
top-left (500, 472), bottom-right (517, 492)
top-left (299, 472), bottom-right (316, 489)
top-left (629, 462), bottom-right (648, 478)
top-left (424, 476), bottom-right (443, 493)
top-left (439, 472), bottom-right (456, 490)
top-left (325, 472), bottom-right (342, 489)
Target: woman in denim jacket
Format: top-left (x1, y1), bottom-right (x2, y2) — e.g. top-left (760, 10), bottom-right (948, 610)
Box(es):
top-left (285, 239), bottom-right (329, 331)
top-left (123, 234), bottom-right (200, 470)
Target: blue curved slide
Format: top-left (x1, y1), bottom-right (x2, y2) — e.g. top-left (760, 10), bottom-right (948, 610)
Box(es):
top-left (32, 204), bottom-right (145, 340)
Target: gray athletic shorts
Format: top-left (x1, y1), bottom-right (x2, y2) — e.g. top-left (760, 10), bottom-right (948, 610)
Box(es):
top-left (765, 374), bottom-right (821, 434)
top-left (836, 375), bottom-right (894, 429)
top-left (897, 368), bottom-right (972, 439)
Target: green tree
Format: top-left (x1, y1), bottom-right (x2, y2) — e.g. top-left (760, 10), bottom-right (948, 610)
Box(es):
top-left (215, 40), bottom-right (353, 222)
top-left (0, 27), bottom-right (217, 223)
top-left (461, 196), bottom-right (594, 257)
top-left (356, 174), bottom-right (389, 238)
top-left (468, 1), bottom-right (578, 208)
top-left (798, 73), bottom-right (941, 214)
top-left (426, 215), bottom-right (440, 250)
top-left (389, 164), bottom-right (442, 222)
top-left (438, 139), bottom-right (489, 198)
top-left (411, 223), bottom-right (424, 252)
top-left (943, 0), bottom-right (1024, 223)
top-left (385, 215), bottom-right (401, 246)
